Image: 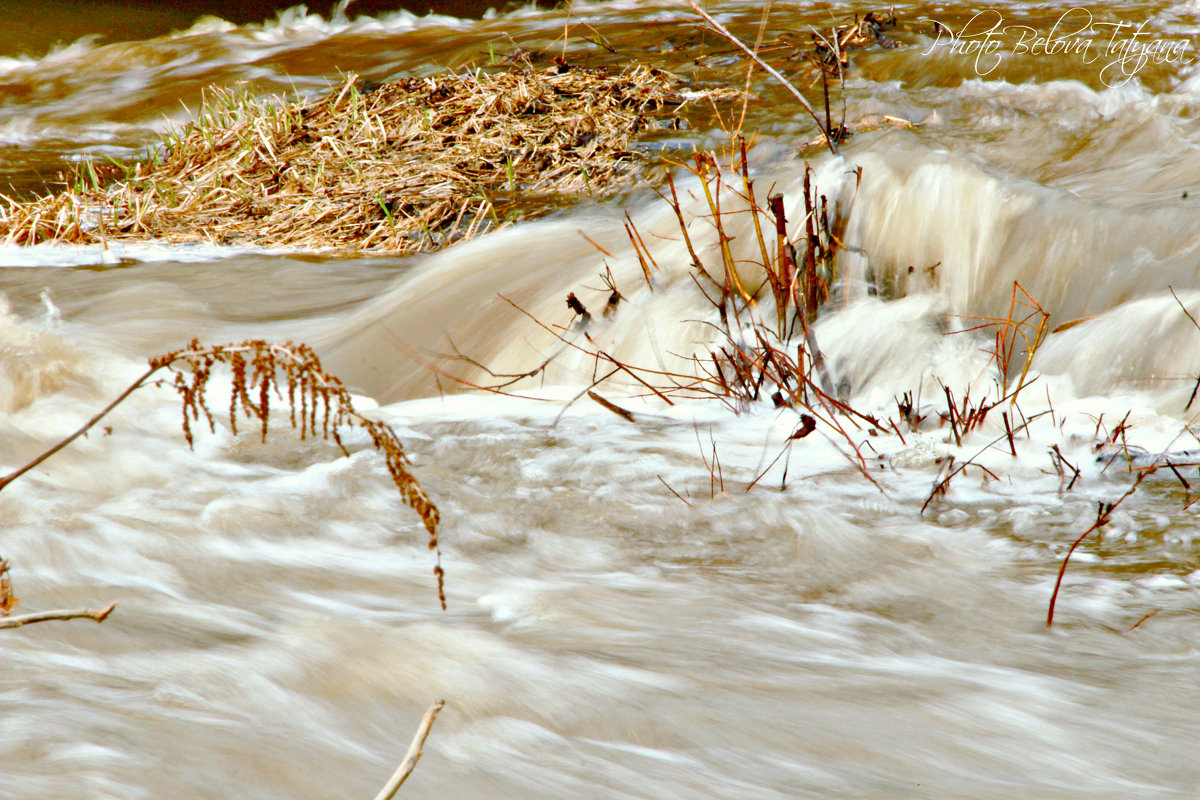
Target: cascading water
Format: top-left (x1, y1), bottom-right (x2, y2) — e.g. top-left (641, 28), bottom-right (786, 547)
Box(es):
top-left (3, 2), bottom-right (1200, 798)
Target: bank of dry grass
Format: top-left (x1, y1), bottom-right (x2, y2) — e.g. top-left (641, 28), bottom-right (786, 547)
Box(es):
top-left (0, 65), bottom-right (734, 253)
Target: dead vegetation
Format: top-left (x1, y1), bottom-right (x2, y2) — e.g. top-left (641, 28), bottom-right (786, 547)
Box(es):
top-left (0, 558), bottom-right (15, 616)
top-left (470, 137), bottom-right (887, 487)
top-left (0, 339), bottom-right (445, 612)
top-left (691, 8), bottom-right (900, 80)
top-left (0, 65), bottom-right (736, 253)
top-left (0, 0), bottom-right (1188, 642)
top-left (0, 601), bottom-right (117, 629)
top-left (458, 130), bottom-right (1200, 629)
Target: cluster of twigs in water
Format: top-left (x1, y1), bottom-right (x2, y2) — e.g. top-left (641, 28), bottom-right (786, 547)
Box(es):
top-left (0, 64), bottom-right (737, 253)
top-left (472, 137), bottom-right (894, 490)
top-left (693, 7), bottom-right (899, 77)
top-left (683, 4), bottom-right (1200, 631)
top-left (465, 135), bottom-right (1200, 629)
top-left (0, 339), bottom-right (444, 612)
top-left (686, 3), bottom-right (916, 151)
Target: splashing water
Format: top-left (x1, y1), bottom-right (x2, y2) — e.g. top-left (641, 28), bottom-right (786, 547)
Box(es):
top-left (3, 2), bottom-right (1200, 798)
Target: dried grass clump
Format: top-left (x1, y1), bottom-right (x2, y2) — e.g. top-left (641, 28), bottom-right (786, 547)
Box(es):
top-left (0, 65), bottom-right (734, 253)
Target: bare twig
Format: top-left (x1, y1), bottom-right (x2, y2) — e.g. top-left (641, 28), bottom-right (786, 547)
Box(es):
top-left (1124, 609), bottom-right (1160, 632)
top-left (588, 390), bottom-right (636, 422)
top-left (0, 602), bottom-right (117, 629)
top-left (373, 700), bottom-right (446, 800)
top-left (658, 474), bottom-right (693, 506)
top-left (921, 411), bottom-right (1051, 514)
top-left (1047, 429), bottom-right (1190, 626)
top-left (1169, 287), bottom-right (1200, 411)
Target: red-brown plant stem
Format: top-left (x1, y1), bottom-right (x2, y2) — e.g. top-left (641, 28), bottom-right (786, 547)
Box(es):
top-left (1046, 469), bottom-right (1153, 627)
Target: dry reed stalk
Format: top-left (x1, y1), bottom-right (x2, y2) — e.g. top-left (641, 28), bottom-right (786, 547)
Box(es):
top-left (952, 281), bottom-right (1050, 403)
top-left (0, 66), bottom-right (737, 254)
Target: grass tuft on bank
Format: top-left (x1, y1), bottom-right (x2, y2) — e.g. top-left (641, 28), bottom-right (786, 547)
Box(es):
top-left (0, 65), bottom-right (736, 253)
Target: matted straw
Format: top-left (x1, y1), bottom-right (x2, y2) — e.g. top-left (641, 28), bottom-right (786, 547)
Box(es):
top-left (0, 65), bottom-right (737, 254)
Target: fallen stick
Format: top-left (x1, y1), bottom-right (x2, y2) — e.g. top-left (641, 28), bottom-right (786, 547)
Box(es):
top-left (0, 601), bottom-right (117, 629)
top-left (372, 700), bottom-right (446, 800)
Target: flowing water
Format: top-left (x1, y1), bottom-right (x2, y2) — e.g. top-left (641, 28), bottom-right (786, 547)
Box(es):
top-left (3, 1), bottom-right (1200, 797)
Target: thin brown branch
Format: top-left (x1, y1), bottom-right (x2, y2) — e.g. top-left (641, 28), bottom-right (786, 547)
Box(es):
top-left (497, 294), bottom-right (686, 402)
top-left (921, 410), bottom-right (1052, 514)
top-left (1047, 429), bottom-right (1190, 626)
top-left (658, 474), bottom-right (693, 506)
top-left (587, 390), bottom-right (636, 422)
top-left (1124, 609), bottom-right (1160, 632)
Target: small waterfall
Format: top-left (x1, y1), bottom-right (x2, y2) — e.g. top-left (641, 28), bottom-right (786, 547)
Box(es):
top-left (320, 157), bottom-right (823, 402)
top-left (321, 133), bottom-right (1200, 411)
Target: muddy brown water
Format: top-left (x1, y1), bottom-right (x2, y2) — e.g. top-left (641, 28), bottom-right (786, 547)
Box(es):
top-left (3, 2), bottom-right (1200, 798)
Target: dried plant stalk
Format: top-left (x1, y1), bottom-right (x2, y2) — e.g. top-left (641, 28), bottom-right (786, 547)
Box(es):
top-left (373, 700), bottom-right (446, 800)
top-left (0, 602), bottom-right (117, 629)
top-left (953, 281), bottom-right (1050, 401)
top-left (0, 558), bottom-right (16, 616)
top-left (0, 339), bottom-right (445, 608)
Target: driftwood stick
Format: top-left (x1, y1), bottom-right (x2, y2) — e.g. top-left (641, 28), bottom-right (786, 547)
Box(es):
top-left (0, 601), bottom-right (117, 629)
top-left (372, 700), bottom-right (446, 800)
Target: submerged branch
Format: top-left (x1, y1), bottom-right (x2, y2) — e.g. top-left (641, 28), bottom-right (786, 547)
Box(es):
top-left (1046, 456), bottom-right (1162, 627)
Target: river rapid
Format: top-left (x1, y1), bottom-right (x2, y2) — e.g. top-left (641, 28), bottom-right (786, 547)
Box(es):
top-left (3, 1), bottom-right (1200, 797)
